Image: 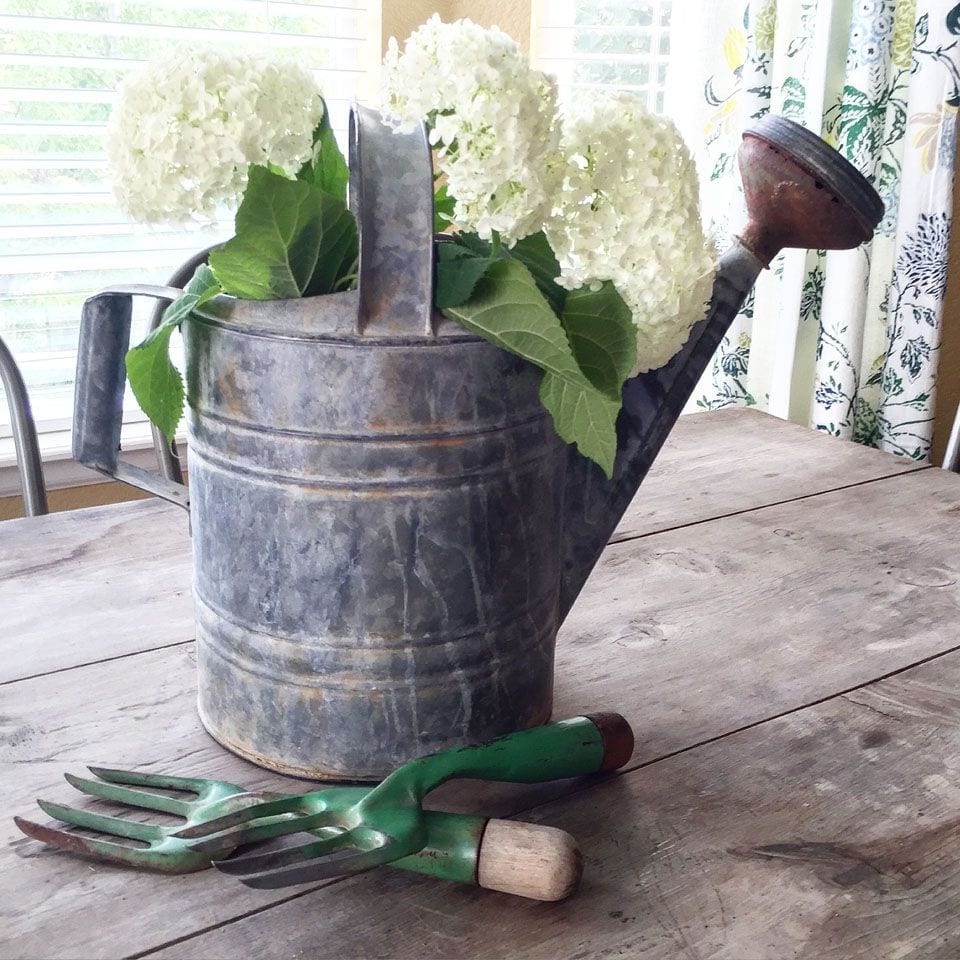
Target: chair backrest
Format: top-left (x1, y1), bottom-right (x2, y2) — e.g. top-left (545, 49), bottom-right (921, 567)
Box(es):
top-left (0, 333), bottom-right (48, 516)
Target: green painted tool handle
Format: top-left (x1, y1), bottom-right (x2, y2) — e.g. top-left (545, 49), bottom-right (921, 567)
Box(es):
top-left (404, 714), bottom-right (634, 798)
top-left (393, 812), bottom-right (582, 901)
top-left (391, 810), bottom-right (484, 885)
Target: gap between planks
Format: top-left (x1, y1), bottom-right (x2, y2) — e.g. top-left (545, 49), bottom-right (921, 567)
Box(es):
top-left (0, 638), bottom-right (195, 689)
top-left (126, 635), bottom-right (960, 960)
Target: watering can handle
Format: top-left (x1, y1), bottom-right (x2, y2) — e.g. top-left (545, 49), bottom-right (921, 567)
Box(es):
top-left (73, 285), bottom-right (190, 510)
top-left (348, 104), bottom-right (436, 336)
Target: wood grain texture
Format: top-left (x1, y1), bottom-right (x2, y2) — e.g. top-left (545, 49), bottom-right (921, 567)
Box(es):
top-left (0, 498), bottom-right (192, 683)
top-left (151, 652), bottom-right (960, 960)
top-left (0, 410), bottom-right (925, 683)
top-left (476, 820), bottom-right (582, 902)
top-left (613, 407), bottom-right (925, 542)
top-left (4, 467), bottom-right (960, 957)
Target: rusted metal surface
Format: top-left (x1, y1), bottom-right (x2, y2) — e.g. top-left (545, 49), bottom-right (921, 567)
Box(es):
top-left (737, 114), bottom-right (882, 266)
top-left (191, 106), bottom-right (562, 780)
top-left (71, 110), bottom-right (882, 780)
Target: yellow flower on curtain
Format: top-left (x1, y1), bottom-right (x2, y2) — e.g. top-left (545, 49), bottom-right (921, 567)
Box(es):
top-left (892, 0), bottom-right (917, 69)
top-left (703, 26), bottom-right (749, 138)
top-left (723, 28), bottom-right (748, 71)
top-left (685, 0), bottom-right (956, 461)
top-left (753, 2), bottom-right (777, 54)
top-left (704, 98), bottom-right (742, 137)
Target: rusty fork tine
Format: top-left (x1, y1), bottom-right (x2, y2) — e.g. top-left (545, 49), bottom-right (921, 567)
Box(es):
top-left (14, 817), bottom-right (170, 869)
top-left (230, 842), bottom-right (400, 889)
top-left (64, 773), bottom-right (191, 817)
top-left (175, 795), bottom-right (309, 839)
top-left (188, 814), bottom-right (341, 856)
top-left (212, 830), bottom-right (363, 875)
top-left (36, 799), bottom-right (164, 843)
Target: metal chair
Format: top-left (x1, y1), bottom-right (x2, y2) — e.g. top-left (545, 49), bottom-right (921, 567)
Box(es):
top-left (0, 249), bottom-right (209, 517)
top-left (0, 333), bottom-right (48, 516)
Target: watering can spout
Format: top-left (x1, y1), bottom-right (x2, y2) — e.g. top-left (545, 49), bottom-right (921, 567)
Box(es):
top-left (557, 115), bottom-right (884, 622)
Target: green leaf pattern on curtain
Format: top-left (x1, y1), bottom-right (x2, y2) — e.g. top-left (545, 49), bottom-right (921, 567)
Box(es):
top-left (669, 0), bottom-right (959, 460)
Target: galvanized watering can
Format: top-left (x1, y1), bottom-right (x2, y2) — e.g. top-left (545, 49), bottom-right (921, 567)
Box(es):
top-left (73, 107), bottom-right (882, 780)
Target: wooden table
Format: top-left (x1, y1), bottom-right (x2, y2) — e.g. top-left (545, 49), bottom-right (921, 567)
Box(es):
top-left (4, 408), bottom-right (959, 960)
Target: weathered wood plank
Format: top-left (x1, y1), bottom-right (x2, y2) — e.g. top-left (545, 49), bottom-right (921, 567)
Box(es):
top-left (613, 407), bottom-right (925, 542)
top-left (4, 468), bottom-right (960, 958)
top-left (0, 410), bottom-right (925, 683)
top-left (0, 498), bottom-right (193, 684)
top-left (153, 652), bottom-right (960, 960)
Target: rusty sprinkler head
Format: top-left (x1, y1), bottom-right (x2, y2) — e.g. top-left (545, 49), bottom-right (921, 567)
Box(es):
top-left (735, 115), bottom-right (884, 267)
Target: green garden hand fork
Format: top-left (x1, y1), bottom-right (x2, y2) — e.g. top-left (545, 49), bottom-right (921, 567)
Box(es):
top-left (14, 768), bottom-right (584, 900)
top-left (179, 713), bottom-right (634, 889)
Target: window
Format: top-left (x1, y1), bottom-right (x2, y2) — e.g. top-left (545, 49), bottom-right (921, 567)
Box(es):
top-left (0, 0), bottom-right (379, 465)
top-left (532, 0), bottom-right (673, 113)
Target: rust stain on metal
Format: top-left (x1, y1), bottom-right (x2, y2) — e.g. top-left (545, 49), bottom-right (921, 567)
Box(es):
top-left (215, 362), bottom-right (246, 419)
top-left (737, 122), bottom-right (880, 266)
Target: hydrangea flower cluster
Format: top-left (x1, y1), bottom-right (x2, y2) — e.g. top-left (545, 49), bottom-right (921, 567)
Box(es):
top-left (106, 48), bottom-right (324, 224)
top-left (545, 92), bottom-right (717, 373)
top-left (382, 15), bottom-right (560, 244)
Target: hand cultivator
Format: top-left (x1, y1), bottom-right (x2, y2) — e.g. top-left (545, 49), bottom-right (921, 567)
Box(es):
top-left (15, 714), bottom-right (634, 901)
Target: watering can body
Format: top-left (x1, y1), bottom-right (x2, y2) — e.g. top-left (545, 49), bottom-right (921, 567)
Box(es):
top-left (185, 301), bottom-right (565, 778)
top-left (72, 108), bottom-right (882, 779)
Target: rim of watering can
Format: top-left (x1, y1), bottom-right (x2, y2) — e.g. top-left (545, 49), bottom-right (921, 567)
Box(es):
top-left (191, 290), bottom-right (482, 344)
top-left (743, 115), bottom-right (884, 232)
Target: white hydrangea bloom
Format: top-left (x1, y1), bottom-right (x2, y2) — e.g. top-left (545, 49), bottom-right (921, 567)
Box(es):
top-left (382, 15), bottom-right (560, 244)
top-left (545, 92), bottom-right (717, 373)
top-left (106, 48), bottom-right (324, 224)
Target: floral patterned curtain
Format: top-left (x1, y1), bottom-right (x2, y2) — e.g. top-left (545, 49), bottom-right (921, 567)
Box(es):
top-left (667, 0), bottom-right (960, 460)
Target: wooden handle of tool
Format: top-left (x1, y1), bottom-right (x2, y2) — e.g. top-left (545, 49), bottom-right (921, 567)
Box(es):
top-left (476, 820), bottom-right (582, 901)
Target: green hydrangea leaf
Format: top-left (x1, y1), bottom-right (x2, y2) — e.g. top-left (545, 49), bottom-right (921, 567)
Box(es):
top-left (442, 259), bottom-right (585, 383)
top-left (507, 231), bottom-right (566, 316)
top-left (438, 230), bottom-right (567, 315)
top-left (561, 282), bottom-right (637, 399)
top-left (209, 166), bottom-right (357, 300)
top-left (443, 258), bottom-right (620, 477)
top-left (125, 264), bottom-right (221, 441)
top-left (125, 324), bottom-right (183, 444)
top-left (539, 372), bottom-right (620, 479)
top-left (157, 263), bottom-right (221, 331)
top-left (296, 100), bottom-right (350, 203)
top-left (447, 232), bottom-right (491, 256)
top-left (435, 242), bottom-right (494, 308)
top-left (434, 182), bottom-right (456, 233)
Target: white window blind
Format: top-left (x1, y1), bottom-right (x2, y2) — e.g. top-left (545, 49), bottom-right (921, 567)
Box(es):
top-left (533, 0), bottom-right (673, 113)
top-left (0, 0), bottom-right (378, 465)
